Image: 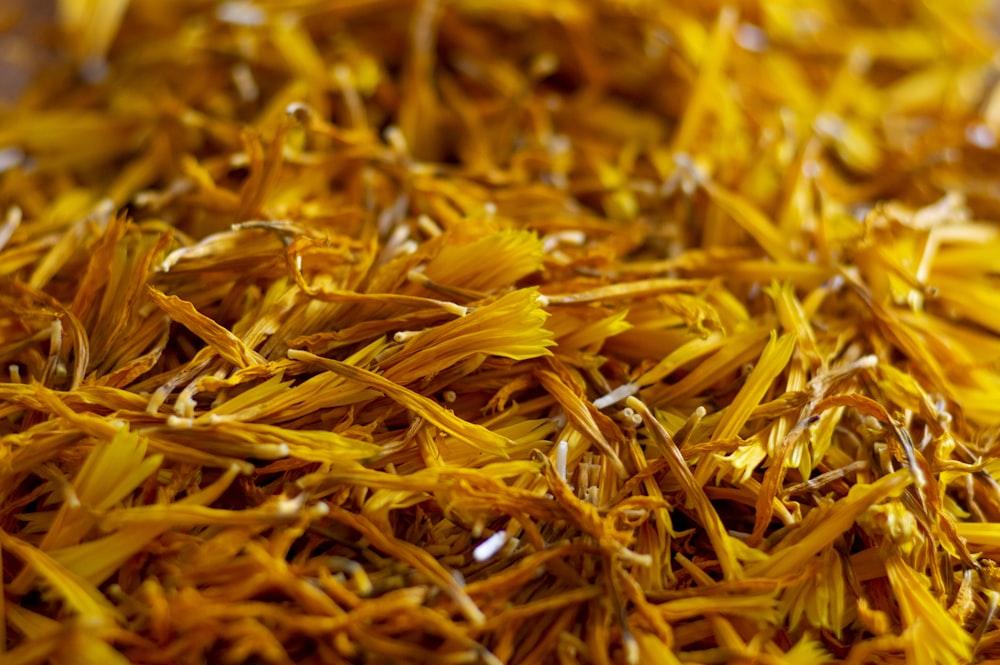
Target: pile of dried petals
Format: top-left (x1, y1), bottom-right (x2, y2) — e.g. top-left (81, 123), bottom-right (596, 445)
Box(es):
top-left (3, 0), bottom-right (1000, 663)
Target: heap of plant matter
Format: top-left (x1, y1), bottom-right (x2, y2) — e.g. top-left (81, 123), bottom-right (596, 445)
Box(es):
top-left (2, 1), bottom-right (1000, 663)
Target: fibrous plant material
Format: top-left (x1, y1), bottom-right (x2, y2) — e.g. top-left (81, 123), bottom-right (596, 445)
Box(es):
top-left (2, 0), bottom-right (1000, 663)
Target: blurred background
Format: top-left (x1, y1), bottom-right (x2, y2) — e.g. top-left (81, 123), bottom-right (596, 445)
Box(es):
top-left (0, 0), bottom-right (55, 101)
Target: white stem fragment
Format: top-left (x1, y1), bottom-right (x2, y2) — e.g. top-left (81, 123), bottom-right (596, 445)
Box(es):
top-left (0, 148), bottom-right (25, 175)
top-left (555, 440), bottom-right (568, 483)
top-left (216, 1), bottom-right (266, 26)
top-left (593, 383), bottom-right (639, 410)
top-left (473, 530), bottom-right (508, 562)
top-left (854, 354), bottom-right (878, 370)
top-left (285, 102), bottom-right (313, 121)
top-left (0, 205), bottom-right (21, 252)
top-left (166, 415), bottom-right (194, 428)
top-left (275, 493), bottom-right (308, 516)
top-left (64, 485), bottom-right (81, 509)
top-left (232, 63), bottom-right (259, 102)
top-left (393, 330), bottom-right (423, 343)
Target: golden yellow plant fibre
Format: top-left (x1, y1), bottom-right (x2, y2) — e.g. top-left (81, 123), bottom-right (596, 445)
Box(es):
top-left (2, 0), bottom-right (1000, 663)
